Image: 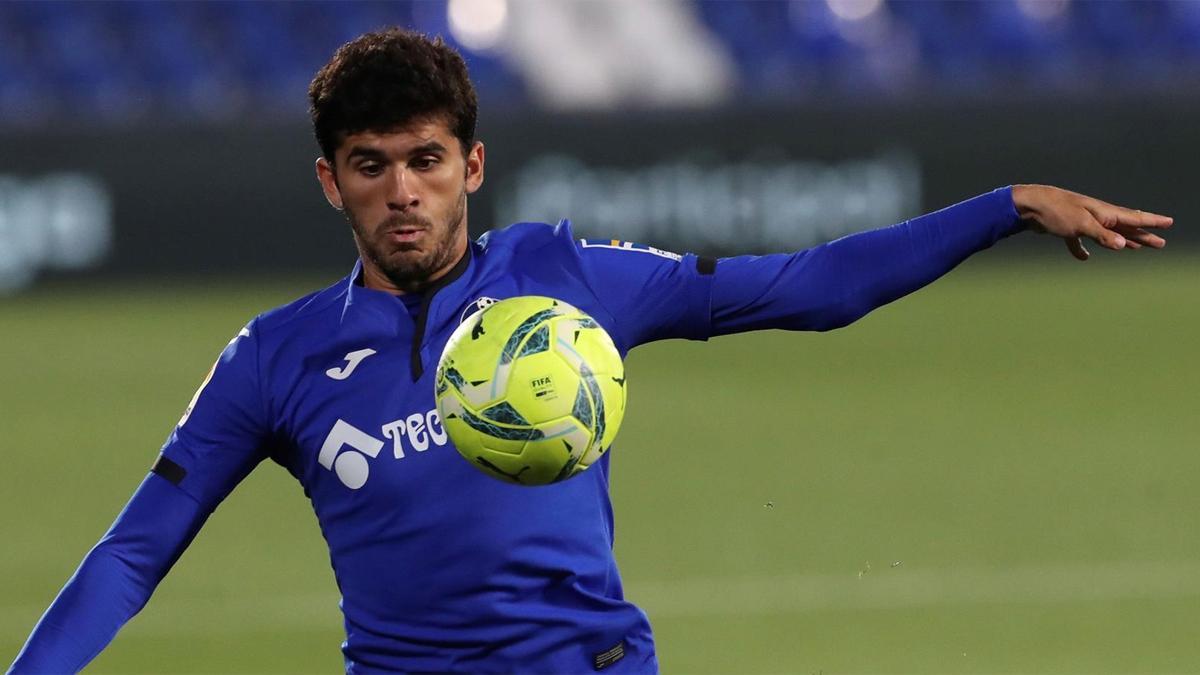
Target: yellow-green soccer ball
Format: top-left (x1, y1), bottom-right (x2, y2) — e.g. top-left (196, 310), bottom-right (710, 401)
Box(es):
top-left (434, 296), bottom-right (626, 486)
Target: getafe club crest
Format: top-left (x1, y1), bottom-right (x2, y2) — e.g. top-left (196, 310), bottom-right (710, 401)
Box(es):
top-left (459, 296), bottom-right (499, 324)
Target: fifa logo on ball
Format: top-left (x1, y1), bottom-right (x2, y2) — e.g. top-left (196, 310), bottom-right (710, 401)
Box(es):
top-left (530, 376), bottom-right (556, 400)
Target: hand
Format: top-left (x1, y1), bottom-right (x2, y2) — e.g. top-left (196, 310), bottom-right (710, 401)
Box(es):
top-left (1012, 184), bottom-right (1173, 261)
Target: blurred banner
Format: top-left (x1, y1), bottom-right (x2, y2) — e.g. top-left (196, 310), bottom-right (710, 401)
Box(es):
top-left (0, 99), bottom-right (1190, 292)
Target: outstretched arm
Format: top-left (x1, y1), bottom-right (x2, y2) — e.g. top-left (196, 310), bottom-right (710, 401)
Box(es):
top-left (8, 473), bottom-right (212, 674)
top-left (9, 321), bottom-right (271, 674)
top-left (571, 185), bottom-right (1171, 346)
top-left (709, 186), bottom-right (1171, 335)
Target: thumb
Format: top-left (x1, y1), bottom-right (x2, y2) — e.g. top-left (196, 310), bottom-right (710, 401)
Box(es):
top-left (1065, 237), bottom-right (1089, 261)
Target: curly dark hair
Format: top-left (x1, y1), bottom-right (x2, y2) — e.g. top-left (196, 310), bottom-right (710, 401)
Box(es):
top-left (308, 28), bottom-right (478, 162)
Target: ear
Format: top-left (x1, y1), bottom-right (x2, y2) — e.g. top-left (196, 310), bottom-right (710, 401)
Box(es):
top-left (316, 157), bottom-right (344, 210)
top-left (464, 141), bottom-right (485, 195)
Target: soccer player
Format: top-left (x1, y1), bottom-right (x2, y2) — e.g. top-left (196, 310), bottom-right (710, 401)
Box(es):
top-left (9, 28), bottom-right (1171, 675)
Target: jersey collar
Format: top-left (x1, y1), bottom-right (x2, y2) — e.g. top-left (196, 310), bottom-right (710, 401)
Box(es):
top-left (342, 247), bottom-right (471, 309)
top-left (341, 246), bottom-right (476, 381)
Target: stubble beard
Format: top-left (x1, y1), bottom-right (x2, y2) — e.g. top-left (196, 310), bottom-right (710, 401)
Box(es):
top-left (348, 188), bottom-right (467, 293)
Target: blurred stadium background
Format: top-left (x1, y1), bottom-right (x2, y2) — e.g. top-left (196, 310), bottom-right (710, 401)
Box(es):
top-left (2, 1), bottom-right (1198, 673)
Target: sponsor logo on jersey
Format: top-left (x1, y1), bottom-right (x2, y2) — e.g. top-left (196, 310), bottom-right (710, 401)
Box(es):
top-left (326, 348), bottom-right (378, 381)
top-left (459, 296), bottom-right (499, 324)
top-left (318, 408), bottom-right (450, 489)
top-left (579, 238), bottom-right (683, 262)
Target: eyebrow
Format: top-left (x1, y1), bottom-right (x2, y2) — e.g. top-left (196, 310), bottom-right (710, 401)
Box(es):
top-left (408, 141), bottom-right (448, 156)
top-left (345, 146), bottom-right (388, 163)
top-left (344, 141), bottom-right (448, 163)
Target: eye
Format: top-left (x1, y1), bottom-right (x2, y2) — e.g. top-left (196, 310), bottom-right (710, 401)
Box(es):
top-left (412, 156), bottom-right (439, 171)
top-left (358, 162), bottom-right (384, 177)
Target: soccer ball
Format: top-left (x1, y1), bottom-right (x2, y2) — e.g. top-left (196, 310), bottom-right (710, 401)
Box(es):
top-left (434, 296), bottom-right (626, 486)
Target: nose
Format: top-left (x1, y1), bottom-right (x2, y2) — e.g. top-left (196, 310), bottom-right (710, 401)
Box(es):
top-left (386, 168), bottom-right (419, 211)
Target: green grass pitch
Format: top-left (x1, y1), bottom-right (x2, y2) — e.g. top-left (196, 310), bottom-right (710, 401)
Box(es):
top-left (2, 251), bottom-right (1198, 673)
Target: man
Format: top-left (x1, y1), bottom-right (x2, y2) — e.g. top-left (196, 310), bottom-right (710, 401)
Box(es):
top-left (9, 28), bottom-right (1171, 675)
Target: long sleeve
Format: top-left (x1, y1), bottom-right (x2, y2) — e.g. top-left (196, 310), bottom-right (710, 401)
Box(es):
top-left (10, 321), bottom-right (270, 674)
top-left (7, 474), bottom-right (211, 674)
top-left (709, 186), bottom-right (1022, 335)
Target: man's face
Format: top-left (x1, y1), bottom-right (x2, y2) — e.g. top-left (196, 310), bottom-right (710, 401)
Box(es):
top-left (316, 119), bottom-right (485, 294)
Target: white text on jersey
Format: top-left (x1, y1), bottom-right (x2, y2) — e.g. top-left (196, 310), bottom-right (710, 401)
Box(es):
top-left (318, 408), bottom-right (449, 489)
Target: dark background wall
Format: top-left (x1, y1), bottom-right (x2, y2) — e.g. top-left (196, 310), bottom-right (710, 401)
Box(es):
top-left (0, 98), bottom-right (1192, 291)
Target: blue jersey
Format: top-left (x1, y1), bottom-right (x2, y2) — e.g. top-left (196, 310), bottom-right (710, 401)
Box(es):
top-left (9, 188), bottom-right (1020, 674)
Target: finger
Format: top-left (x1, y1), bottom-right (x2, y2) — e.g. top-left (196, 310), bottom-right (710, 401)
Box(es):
top-left (1117, 206), bottom-right (1173, 228)
top-left (1088, 222), bottom-right (1127, 250)
top-left (1123, 239), bottom-right (1144, 250)
top-left (1066, 236), bottom-right (1089, 261)
top-left (1113, 225), bottom-right (1166, 249)
top-left (1089, 202), bottom-right (1173, 230)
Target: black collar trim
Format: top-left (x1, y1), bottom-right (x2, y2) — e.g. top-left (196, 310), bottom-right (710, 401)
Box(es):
top-left (410, 245), bottom-right (473, 381)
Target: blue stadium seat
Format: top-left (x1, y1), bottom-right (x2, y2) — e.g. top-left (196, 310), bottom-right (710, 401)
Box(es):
top-left (0, 0), bottom-right (1196, 126)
